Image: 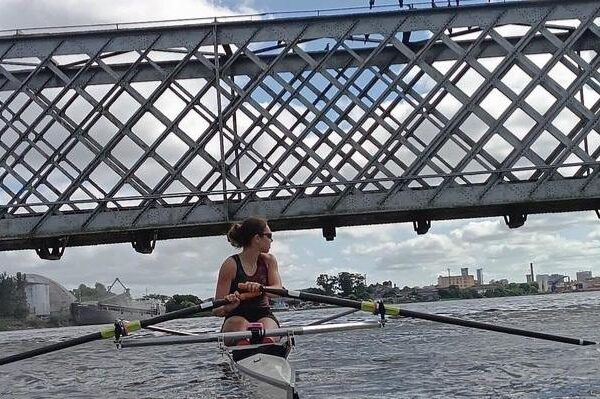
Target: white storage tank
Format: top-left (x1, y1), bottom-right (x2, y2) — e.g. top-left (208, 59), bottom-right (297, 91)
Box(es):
top-left (536, 274), bottom-right (550, 293)
top-left (25, 282), bottom-right (50, 317)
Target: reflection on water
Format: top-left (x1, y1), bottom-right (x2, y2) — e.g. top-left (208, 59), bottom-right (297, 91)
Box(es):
top-left (2, 291), bottom-right (600, 398)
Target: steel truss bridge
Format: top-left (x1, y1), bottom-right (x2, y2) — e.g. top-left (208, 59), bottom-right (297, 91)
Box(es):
top-left (0, 0), bottom-right (599, 259)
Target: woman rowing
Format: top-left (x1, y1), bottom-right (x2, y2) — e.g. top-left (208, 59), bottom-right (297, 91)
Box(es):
top-left (212, 217), bottom-right (283, 339)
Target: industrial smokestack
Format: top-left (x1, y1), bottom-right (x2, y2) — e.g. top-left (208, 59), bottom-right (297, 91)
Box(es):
top-left (530, 262), bottom-right (534, 282)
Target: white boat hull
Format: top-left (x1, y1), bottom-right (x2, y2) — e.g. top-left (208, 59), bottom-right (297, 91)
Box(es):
top-left (229, 341), bottom-right (297, 399)
top-left (235, 352), bottom-right (296, 399)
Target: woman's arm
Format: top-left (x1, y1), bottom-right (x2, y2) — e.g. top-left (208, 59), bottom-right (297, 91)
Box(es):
top-left (265, 254), bottom-right (283, 297)
top-left (234, 254), bottom-right (283, 297)
top-left (212, 258), bottom-right (240, 317)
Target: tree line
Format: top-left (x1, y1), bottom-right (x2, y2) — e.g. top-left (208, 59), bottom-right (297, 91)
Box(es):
top-left (71, 283), bottom-right (110, 302)
top-left (438, 282), bottom-right (539, 300)
top-left (312, 272), bottom-right (370, 300)
top-left (0, 272), bottom-right (28, 319)
top-left (58, 274), bottom-right (543, 316)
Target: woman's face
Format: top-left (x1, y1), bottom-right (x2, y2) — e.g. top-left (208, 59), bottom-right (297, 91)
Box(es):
top-left (256, 224), bottom-right (273, 253)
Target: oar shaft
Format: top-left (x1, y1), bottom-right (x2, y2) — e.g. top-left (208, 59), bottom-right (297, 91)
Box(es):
top-left (398, 309), bottom-right (596, 346)
top-left (308, 308), bottom-right (359, 326)
top-left (0, 332), bottom-right (102, 366)
top-left (121, 321), bottom-right (381, 348)
top-left (263, 288), bottom-right (597, 346)
top-left (0, 298), bottom-right (230, 366)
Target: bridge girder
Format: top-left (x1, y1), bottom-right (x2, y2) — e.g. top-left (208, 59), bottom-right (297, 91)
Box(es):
top-left (0, 0), bottom-right (599, 257)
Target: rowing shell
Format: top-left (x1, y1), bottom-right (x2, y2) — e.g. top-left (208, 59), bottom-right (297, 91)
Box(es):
top-left (227, 339), bottom-right (297, 399)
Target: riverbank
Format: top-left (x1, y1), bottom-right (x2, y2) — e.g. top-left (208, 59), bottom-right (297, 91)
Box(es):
top-left (0, 317), bottom-right (72, 331)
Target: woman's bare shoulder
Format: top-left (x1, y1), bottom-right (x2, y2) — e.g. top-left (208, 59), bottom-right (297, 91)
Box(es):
top-left (219, 256), bottom-right (237, 275)
top-left (260, 253), bottom-right (278, 266)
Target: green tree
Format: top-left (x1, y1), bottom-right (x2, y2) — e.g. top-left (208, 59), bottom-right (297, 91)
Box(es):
top-left (484, 282), bottom-right (538, 298)
top-left (0, 272), bottom-right (29, 319)
top-left (316, 274), bottom-right (338, 296)
top-left (353, 281), bottom-right (370, 300)
top-left (13, 272), bottom-right (28, 319)
top-left (337, 272), bottom-right (367, 298)
top-left (94, 282), bottom-right (108, 298)
top-left (165, 294), bottom-right (201, 313)
top-left (337, 272), bottom-right (353, 297)
top-left (0, 272), bottom-right (17, 317)
top-left (71, 282), bottom-right (111, 302)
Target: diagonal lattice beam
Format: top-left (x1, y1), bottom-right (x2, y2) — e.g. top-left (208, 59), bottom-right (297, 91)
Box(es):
top-left (0, 0), bottom-right (599, 256)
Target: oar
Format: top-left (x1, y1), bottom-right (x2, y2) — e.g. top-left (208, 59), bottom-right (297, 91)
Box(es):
top-left (308, 308), bottom-right (359, 326)
top-left (0, 294), bottom-right (252, 366)
top-left (258, 287), bottom-right (598, 346)
top-left (120, 321), bottom-right (381, 348)
top-left (146, 325), bottom-right (198, 336)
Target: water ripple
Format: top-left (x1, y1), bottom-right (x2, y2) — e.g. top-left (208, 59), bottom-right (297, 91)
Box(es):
top-left (1, 291), bottom-right (600, 398)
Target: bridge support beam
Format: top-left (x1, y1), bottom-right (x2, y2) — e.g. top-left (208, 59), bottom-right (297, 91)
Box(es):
top-left (322, 225), bottom-right (336, 241)
top-left (413, 219), bottom-right (431, 235)
top-left (35, 237), bottom-right (68, 260)
top-left (131, 231), bottom-right (158, 254)
top-left (504, 213), bottom-right (527, 229)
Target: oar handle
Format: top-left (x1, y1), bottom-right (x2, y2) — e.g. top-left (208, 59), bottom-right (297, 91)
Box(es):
top-left (237, 282), bottom-right (263, 299)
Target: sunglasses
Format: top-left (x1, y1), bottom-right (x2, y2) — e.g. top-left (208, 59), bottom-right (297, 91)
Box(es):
top-left (258, 232), bottom-right (273, 240)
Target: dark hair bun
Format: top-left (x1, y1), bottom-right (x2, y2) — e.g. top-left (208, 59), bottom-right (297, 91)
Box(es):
top-left (226, 217), bottom-right (267, 248)
top-left (227, 223), bottom-right (243, 248)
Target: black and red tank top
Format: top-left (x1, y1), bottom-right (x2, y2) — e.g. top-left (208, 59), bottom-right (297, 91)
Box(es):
top-left (228, 254), bottom-right (270, 309)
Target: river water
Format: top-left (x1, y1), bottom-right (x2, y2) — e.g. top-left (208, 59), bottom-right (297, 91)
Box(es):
top-left (2, 291), bottom-right (600, 398)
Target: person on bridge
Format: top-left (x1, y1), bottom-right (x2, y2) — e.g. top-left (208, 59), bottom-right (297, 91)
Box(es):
top-left (212, 217), bottom-right (283, 337)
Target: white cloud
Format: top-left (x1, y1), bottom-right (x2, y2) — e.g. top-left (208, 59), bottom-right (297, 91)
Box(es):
top-left (337, 224), bottom-right (397, 241)
top-left (450, 220), bottom-right (505, 242)
top-left (589, 227), bottom-right (600, 240)
top-left (0, 0), bottom-right (258, 30)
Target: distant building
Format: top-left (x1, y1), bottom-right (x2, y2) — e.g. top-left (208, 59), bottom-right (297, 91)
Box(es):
top-left (581, 277), bottom-right (600, 291)
top-left (527, 263), bottom-right (535, 284)
top-left (576, 271), bottom-right (592, 281)
top-left (536, 274), bottom-right (549, 293)
top-left (25, 274), bottom-right (76, 318)
top-left (548, 274), bottom-right (570, 292)
top-left (438, 268), bottom-right (475, 289)
top-left (476, 268), bottom-right (483, 285)
top-left (25, 279), bottom-right (50, 317)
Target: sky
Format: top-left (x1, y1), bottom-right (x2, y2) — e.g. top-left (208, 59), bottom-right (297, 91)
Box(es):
top-left (0, 0), bottom-right (599, 299)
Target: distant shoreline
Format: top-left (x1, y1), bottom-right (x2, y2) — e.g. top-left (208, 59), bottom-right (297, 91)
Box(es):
top-left (2, 290), bottom-right (599, 331)
top-left (0, 317), bottom-right (71, 332)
